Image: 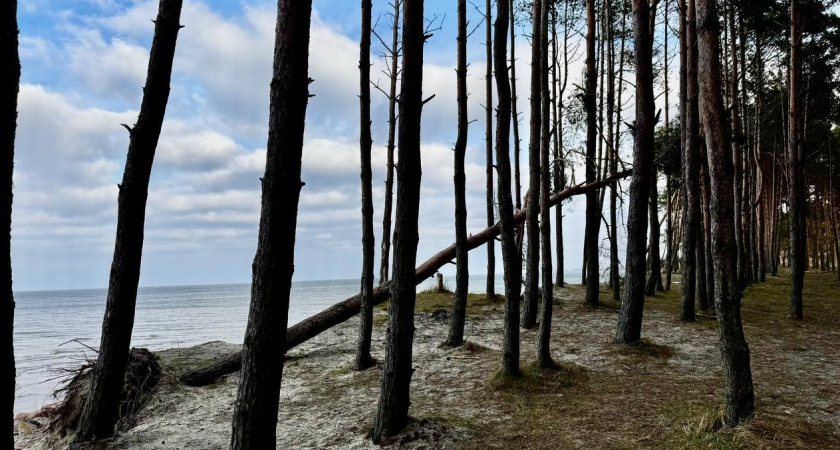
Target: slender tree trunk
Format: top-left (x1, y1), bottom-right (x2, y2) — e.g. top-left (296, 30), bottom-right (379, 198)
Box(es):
top-left (680, 0), bottom-right (699, 322)
top-left (0, 2), bottom-right (19, 448)
top-left (584, 0), bottom-right (600, 307)
top-left (354, 0), bottom-right (375, 371)
top-left (494, 0), bottom-right (520, 377)
top-left (511, 4), bottom-right (523, 212)
top-left (552, 4), bottom-right (566, 288)
top-left (645, 169), bottom-right (662, 295)
top-left (695, 0), bottom-right (755, 426)
top-left (616, 0), bottom-right (655, 345)
top-left (447, 0), bottom-right (470, 348)
top-left (611, 0), bottom-right (627, 301)
top-left (605, 0), bottom-right (619, 301)
top-left (788, 0), bottom-right (804, 320)
top-left (728, 2), bottom-right (744, 290)
top-left (379, 1), bottom-right (401, 286)
top-left (537, 0), bottom-right (554, 368)
top-left (227, 1), bottom-right (312, 448)
top-left (522, 0), bottom-right (542, 330)
top-left (664, 0), bottom-right (673, 292)
top-left (485, 0), bottom-right (497, 300)
top-left (371, 0), bottom-right (424, 440)
top-left (700, 149), bottom-right (713, 308)
top-left (76, 1), bottom-right (183, 440)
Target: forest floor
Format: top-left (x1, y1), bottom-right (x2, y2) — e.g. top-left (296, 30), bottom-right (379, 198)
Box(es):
top-left (13, 269), bottom-right (840, 449)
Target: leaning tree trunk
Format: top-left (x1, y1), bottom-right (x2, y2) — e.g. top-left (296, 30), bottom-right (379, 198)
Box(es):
top-left (446, 0), bottom-right (470, 348)
top-left (76, 0), bottom-right (183, 441)
top-left (178, 171), bottom-right (633, 387)
top-left (228, 1), bottom-right (312, 448)
top-left (354, 0), bottom-right (375, 371)
top-left (788, 0), bottom-right (805, 320)
top-left (485, 0), bottom-right (497, 300)
top-left (494, 0), bottom-right (520, 377)
top-left (695, 0), bottom-right (756, 426)
top-left (584, 0), bottom-right (600, 307)
top-left (371, 0), bottom-right (424, 441)
top-left (680, 0), bottom-right (700, 322)
top-left (1, 2), bottom-right (19, 448)
top-left (616, 0), bottom-right (655, 346)
top-left (522, 0), bottom-right (543, 330)
top-left (378, 0), bottom-right (400, 286)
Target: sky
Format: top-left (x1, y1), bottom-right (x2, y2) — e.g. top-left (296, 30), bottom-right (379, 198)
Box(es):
top-left (11, 0), bottom-right (660, 291)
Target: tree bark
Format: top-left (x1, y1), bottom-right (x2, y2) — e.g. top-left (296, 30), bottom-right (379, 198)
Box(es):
top-left (616, 0), bottom-right (655, 346)
top-left (788, 0), bottom-right (805, 320)
top-left (179, 171), bottom-right (633, 387)
top-left (446, 0), bottom-right (470, 348)
top-left (680, 0), bottom-right (700, 322)
top-left (76, 0), bottom-right (183, 441)
top-left (537, 0), bottom-right (554, 369)
top-left (494, 0), bottom-right (520, 377)
top-left (379, 0), bottom-right (402, 284)
top-left (0, 2), bottom-right (19, 448)
top-left (228, 1), bottom-right (312, 448)
top-left (522, 0), bottom-right (543, 330)
top-left (371, 0), bottom-right (424, 440)
top-left (354, 0), bottom-right (375, 371)
top-left (485, 0), bottom-right (497, 300)
top-left (554, 0), bottom-right (571, 288)
top-left (511, 4), bottom-right (523, 212)
top-left (695, 0), bottom-right (755, 426)
top-left (645, 168), bottom-right (662, 295)
top-left (378, 0), bottom-right (400, 286)
top-left (584, 0), bottom-right (600, 307)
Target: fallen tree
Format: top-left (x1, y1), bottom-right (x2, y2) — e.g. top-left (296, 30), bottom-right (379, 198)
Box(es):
top-left (179, 169), bottom-right (631, 386)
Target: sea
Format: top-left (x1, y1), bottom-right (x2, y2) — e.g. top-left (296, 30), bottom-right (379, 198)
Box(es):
top-left (12, 271), bottom-right (581, 414)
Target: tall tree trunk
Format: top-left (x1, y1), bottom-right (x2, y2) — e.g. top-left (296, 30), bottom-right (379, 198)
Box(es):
top-left (228, 1), bottom-right (312, 448)
top-left (611, 0), bottom-right (628, 301)
top-left (447, 0), bottom-right (470, 348)
top-left (485, 0), bottom-right (497, 300)
top-left (728, 1), bottom-right (744, 290)
top-left (0, 2), bottom-right (19, 448)
top-left (695, 0), bottom-right (755, 426)
top-left (552, 4), bottom-right (567, 288)
top-left (788, 0), bottom-right (805, 320)
top-left (616, 0), bottom-right (655, 345)
top-left (584, 0), bottom-right (600, 307)
top-left (664, 0), bottom-right (673, 292)
top-left (494, 0), bottom-right (520, 377)
top-left (371, 0), bottom-right (424, 440)
top-left (680, 0), bottom-right (700, 322)
top-left (379, 0), bottom-right (401, 286)
top-left (511, 4), bottom-right (523, 212)
top-left (537, 0), bottom-right (554, 368)
top-left (605, 0), bottom-right (619, 301)
top-left (76, 0), bottom-right (183, 440)
top-left (355, 0), bottom-right (375, 371)
top-left (522, 0), bottom-right (543, 330)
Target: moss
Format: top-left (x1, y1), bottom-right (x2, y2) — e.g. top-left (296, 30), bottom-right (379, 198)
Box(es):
top-left (615, 338), bottom-right (675, 359)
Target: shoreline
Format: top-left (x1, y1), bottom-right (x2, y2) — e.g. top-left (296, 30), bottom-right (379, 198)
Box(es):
top-left (13, 272), bottom-right (840, 449)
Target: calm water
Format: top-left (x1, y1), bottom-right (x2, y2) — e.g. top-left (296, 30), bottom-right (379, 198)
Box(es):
top-left (13, 272), bottom-right (581, 413)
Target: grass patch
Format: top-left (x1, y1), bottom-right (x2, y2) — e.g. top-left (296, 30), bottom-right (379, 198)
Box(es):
top-left (378, 290), bottom-right (505, 315)
top-left (488, 361), bottom-right (588, 393)
top-left (615, 338), bottom-right (675, 359)
top-left (663, 402), bottom-right (745, 450)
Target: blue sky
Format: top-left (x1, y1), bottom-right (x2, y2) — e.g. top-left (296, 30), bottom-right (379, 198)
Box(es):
top-left (12, 0), bottom-right (638, 291)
